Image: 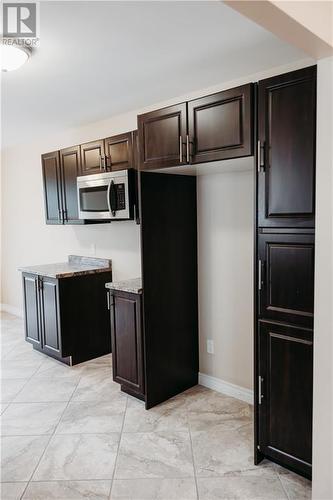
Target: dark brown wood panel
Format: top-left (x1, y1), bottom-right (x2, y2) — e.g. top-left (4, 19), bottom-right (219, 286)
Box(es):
top-left (22, 274), bottom-right (41, 346)
top-left (105, 132), bottom-right (134, 171)
top-left (138, 103), bottom-right (187, 170)
top-left (259, 321), bottom-right (313, 478)
top-left (40, 277), bottom-right (61, 356)
top-left (140, 172), bottom-right (198, 408)
top-left (59, 272), bottom-right (112, 363)
top-left (42, 151), bottom-right (62, 224)
top-left (110, 291), bottom-right (144, 395)
top-left (80, 139), bottom-right (105, 175)
top-left (258, 66), bottom-right (316, 228)
top-left (60, 145), bottom-right (82, 224)
top-left (188, 84), bottom-right (253, 163)
top-left (258, 233), bottom-right (314, 328)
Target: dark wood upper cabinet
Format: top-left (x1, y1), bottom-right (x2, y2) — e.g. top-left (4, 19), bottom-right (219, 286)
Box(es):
top-left (258, 66), bottom-right (316, 228)
top-left (258, 233), bottom-right (314, 328)
top-left (42, 151), bottom-right (62, 224)
top-left (109, 290), bottom-right (145, 398)
top-left (59, 145), bottom-right (82, 224)
top-left (105, 132), bottom-right (134, 171)
top-left (80, 139), bottom-right (105, 175)
top-left (138, 103), bottom-right (188, 170)
top-left (259, 321), bottom-right (313, 478)
top-left (188, 84), bottom-right (253, 163)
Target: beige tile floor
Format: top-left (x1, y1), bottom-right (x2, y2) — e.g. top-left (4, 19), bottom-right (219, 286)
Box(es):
top-left (0, 312), bottom-right (312, 499)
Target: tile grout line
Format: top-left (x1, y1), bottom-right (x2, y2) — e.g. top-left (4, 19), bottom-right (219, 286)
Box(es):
top-left (1, 353), bottom-right (48, 408)
top-left (18, 369), bottom-right (83, 500)
top-left (108, 392), bottom-right (129, 499)
top-left (277, 472), bottom-right (292, 500)
top-left (187, 409), bottom-right (200, 500)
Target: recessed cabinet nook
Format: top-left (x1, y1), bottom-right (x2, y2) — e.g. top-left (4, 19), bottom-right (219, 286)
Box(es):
top-left (36, 65), bottom-right (316, 480)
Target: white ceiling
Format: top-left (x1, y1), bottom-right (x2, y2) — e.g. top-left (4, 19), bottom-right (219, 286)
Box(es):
top-left (1, 1), bottom-right (308, 147)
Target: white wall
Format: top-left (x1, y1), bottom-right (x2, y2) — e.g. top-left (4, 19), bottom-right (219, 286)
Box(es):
top-left (197, 167), bottom-right (254, 390)
top-left (312, 56), bottom-right (333, 500)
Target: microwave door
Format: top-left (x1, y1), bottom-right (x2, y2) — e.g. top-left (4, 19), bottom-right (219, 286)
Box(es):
top-left (78, 181), bottom-right (111, 220)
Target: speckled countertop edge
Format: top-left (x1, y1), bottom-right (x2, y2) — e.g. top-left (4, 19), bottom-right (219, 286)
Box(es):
top-left (18, 255), bottom-right (112, 279)
top-left (105, 278), bottom-right (142, 294)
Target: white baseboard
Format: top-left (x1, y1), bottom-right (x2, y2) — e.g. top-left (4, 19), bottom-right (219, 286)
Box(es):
top-left (0, 303), bottom-right (24, 318)
top-left (199, 372), bottom-right (253, 405)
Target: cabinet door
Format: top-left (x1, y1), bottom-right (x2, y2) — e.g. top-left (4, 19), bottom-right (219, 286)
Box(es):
top-left (22, 274), bottom-right (41, 346)
top-left (258, 66), bottom-right (316, 228)
top-left (188, 84), bottom-right (253, 163)
top-left (258, 233), bottom-right (314, 328)
top-left (42, 151), bottom-right (63, 224)
top-left (40, 277), bottom-right (62, 358)
top-left (60, 145), bottom-right (82, 224)
top-left (105, 132), bottom-right (134, 171)
top-left (138, 103), bottom-right (187, 170)
top-left (259, 321), bottom-right (313, 478)
top-left (110, 292), bottom-right (144, 395)
top-left (80, 139), bottom-right (105, 175)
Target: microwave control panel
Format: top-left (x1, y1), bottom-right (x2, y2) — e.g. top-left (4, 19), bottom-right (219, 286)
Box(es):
top-left (116, 183), bottom-right (126, 210)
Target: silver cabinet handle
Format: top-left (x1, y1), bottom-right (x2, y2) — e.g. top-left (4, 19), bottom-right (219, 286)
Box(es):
top-left (258, 259), bottom-right (262, 290)
top-left (186, 135), bottom-right (190, 163)
top-left (257, 140), bottom-right (265, 172)
top-left (99, 155), bottom-right (104, 170)
top-left (106, 291), bottom-right (114, 310)
top-left (179, 136), bottom-right (183, 163)
top-left (58, 209), bottom-right (63, 223)
top-left (258, 376), bottom-right (264, 405)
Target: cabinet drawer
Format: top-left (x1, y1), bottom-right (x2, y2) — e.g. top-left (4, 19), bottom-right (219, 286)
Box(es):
top-left (258, 233), bottom-right (314, 328)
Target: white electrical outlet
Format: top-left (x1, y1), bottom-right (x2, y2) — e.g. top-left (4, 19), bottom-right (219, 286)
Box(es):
top-left (90, 243), bottom-right (96, 255)
top-left (207, 339), bottom-right (214, 354)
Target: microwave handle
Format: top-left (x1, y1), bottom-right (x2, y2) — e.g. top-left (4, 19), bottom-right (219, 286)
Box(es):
top-left (108, 180), bottom-right (117, 217)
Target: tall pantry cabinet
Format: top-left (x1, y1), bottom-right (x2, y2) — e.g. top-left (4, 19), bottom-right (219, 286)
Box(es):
top-left (255, 66), bottom-right (316, 479)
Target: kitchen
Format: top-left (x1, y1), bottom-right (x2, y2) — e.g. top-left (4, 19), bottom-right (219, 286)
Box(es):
top-left (1, 2), bottom-right (332, 500)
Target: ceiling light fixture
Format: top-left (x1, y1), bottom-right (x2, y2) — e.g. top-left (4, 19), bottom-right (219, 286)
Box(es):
top-left (1, 44), bottom-right (32, 72)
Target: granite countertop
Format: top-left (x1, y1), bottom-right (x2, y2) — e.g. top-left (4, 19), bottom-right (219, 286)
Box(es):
top-left (105, 278), bottom-right (142, 294)
top-left (18, 255), bottom-right (112, 279)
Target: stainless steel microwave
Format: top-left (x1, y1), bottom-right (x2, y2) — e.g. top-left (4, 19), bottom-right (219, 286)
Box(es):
top-left (77, 169), bottom-right (135, 221)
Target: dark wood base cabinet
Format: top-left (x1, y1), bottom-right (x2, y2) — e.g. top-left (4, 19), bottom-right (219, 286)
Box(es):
top-left (108, 290), bottom-right (145, 400)
top-left (22, 271), bottom-right (112, 365)
top-left (258, 320), bottom-right (313, 478)
top-left (107, 172), bottom-right (198, 410)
